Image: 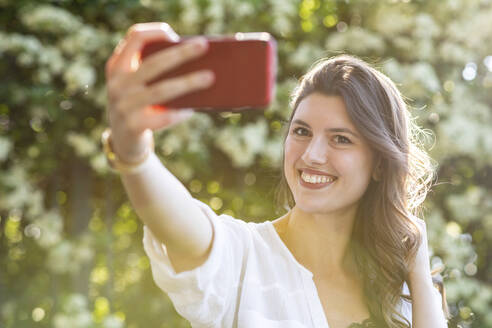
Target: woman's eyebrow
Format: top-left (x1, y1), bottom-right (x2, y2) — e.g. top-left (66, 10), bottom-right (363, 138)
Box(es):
top-left (292, 119), bottom-right (360, 139)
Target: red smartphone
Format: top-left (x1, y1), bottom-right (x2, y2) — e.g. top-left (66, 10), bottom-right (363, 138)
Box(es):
top-left (140, 32), bottom-right (277, 112)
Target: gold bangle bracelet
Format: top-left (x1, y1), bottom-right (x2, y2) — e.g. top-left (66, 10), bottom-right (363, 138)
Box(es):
top-left (101, 128), bottom-right (154, 174)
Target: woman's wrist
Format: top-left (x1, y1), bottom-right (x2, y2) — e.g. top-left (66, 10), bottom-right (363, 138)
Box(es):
top-left (101, 128), bottom-right (155, 175)
top-left (114, 128), bottom-right (154, 162)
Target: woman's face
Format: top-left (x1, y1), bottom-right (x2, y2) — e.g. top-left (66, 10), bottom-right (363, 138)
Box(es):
top-left (284, 92), bottom-right (377, 215)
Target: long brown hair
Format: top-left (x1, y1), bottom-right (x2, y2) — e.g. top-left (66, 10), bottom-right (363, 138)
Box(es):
top-left (275, 55), bottom-right (438, 327)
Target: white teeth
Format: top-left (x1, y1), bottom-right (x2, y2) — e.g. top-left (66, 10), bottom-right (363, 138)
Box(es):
top-left (301, 171), bottom-right (336, 184)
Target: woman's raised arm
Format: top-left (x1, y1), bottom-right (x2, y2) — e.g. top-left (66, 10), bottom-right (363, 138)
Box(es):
top-left (104, 22), bottom-right (215, 272)
top-left (408, 218), bottom-right (448, 328)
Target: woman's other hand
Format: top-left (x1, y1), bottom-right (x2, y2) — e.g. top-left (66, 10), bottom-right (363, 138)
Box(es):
top-left (105, 22), bottom-right (215, 163)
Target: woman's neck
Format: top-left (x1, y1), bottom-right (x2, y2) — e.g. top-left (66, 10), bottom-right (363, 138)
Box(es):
top-left (277, 205), bottom-right (359, 279)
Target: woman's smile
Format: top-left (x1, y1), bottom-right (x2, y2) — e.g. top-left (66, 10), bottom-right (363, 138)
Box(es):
top-left (298, 169), bottom-right (338, 189)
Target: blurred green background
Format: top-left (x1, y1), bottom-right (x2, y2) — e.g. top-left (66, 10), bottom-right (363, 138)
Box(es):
top-left (0, 0), bottom-right (491, 327)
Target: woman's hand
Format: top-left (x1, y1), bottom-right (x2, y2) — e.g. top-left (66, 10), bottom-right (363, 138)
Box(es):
top-left (105, 22), bottom-right (215, 163)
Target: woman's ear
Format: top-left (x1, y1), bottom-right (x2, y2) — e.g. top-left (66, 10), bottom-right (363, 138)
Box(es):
top-left (372, 157), bottom-right (382, 181)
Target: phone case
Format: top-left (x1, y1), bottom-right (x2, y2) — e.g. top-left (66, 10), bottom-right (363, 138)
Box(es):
top-left (140, 32), bottom-right (277, 111)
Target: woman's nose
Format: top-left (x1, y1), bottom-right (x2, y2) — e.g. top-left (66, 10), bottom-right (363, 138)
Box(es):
top-left (301, 137), bottom-right (329, 165)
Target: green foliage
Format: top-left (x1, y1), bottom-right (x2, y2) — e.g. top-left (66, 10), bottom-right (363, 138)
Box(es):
top-left (1, 0), bottom-right (491, 327)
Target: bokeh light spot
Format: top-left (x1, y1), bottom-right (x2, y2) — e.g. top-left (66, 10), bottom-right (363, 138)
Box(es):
top-left (301, 20), bottom-right (313, 32)
top-left (336, 21), bottom-right (348, 32)
top-left (464, 263), bottom-right (477, 276)
top-left (210, 197), bottom-right (223, 211)
top-left (207, 181), bottom-right (221, 194)
top-left (446, 221), bottom-right (461, 237)
top-left (5, 215), bottom-right (22, 244)
top-left (27, 146), bottom-right (40, 158)
top-left (32, 307), bottom-right (45, 322)
top-left (443, 80), bottom-right (454, 92)
top-left (323, 15), bottom-right (338, 27)
top-left (24, 224), bottom-right (41, 239)
top-left (244, 172), bottom-right (256, 186)
top-left (91, 266), bottom-right (109, 285)
top-left (462, 62), bottom-right (477, 81)
top-left (483, 55), bottom-right (492, 71)
top-left (189, 179), bottom-right (203, 193)
top-left (94, 297), bottom-right (110, 319)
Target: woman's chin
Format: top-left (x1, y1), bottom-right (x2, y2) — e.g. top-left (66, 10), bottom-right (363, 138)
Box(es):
top-left (294, 201), bottom-right (337, 214)
top-left (293, 197), bottom-right (360, 216)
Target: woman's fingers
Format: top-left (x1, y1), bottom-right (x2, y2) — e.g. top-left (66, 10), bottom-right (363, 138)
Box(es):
top-left (147, 69), bottom-right (215, 105)
top-left (114, 70), bottom-right (215, 116)
top-left (132, 37), bottom-right (209, 86)
top-left (128, 108), bottom-right (195, 133)
top-left (109, 37), bottom-right (209, 98)
top-left (106, 22), bottom-right (179, 78)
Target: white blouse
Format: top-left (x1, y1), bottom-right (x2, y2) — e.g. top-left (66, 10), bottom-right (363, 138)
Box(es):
top-left (143, 197), bottom-right (414, 328)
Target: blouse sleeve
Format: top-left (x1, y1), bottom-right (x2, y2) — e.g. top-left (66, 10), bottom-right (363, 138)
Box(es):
top-left (142, 197), bottom-right (249, 327)
top-left (400, 281), bottom-right (413, 324)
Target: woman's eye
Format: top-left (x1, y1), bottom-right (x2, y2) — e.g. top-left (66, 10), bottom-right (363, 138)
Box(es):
top-left (334, 135), bottom-right (351, 144)
top-left (293, 127), bottom-right (309, 136)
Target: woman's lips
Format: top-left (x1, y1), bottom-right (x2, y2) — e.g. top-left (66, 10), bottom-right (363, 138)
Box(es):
top-left (299, 168), bottom-right (337, 176)
top-left (298, 170), bottom-right (337, 189)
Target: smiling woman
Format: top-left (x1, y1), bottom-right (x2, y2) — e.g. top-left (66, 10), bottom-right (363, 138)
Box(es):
top-left (273, 55), bottom-right (448, 327)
